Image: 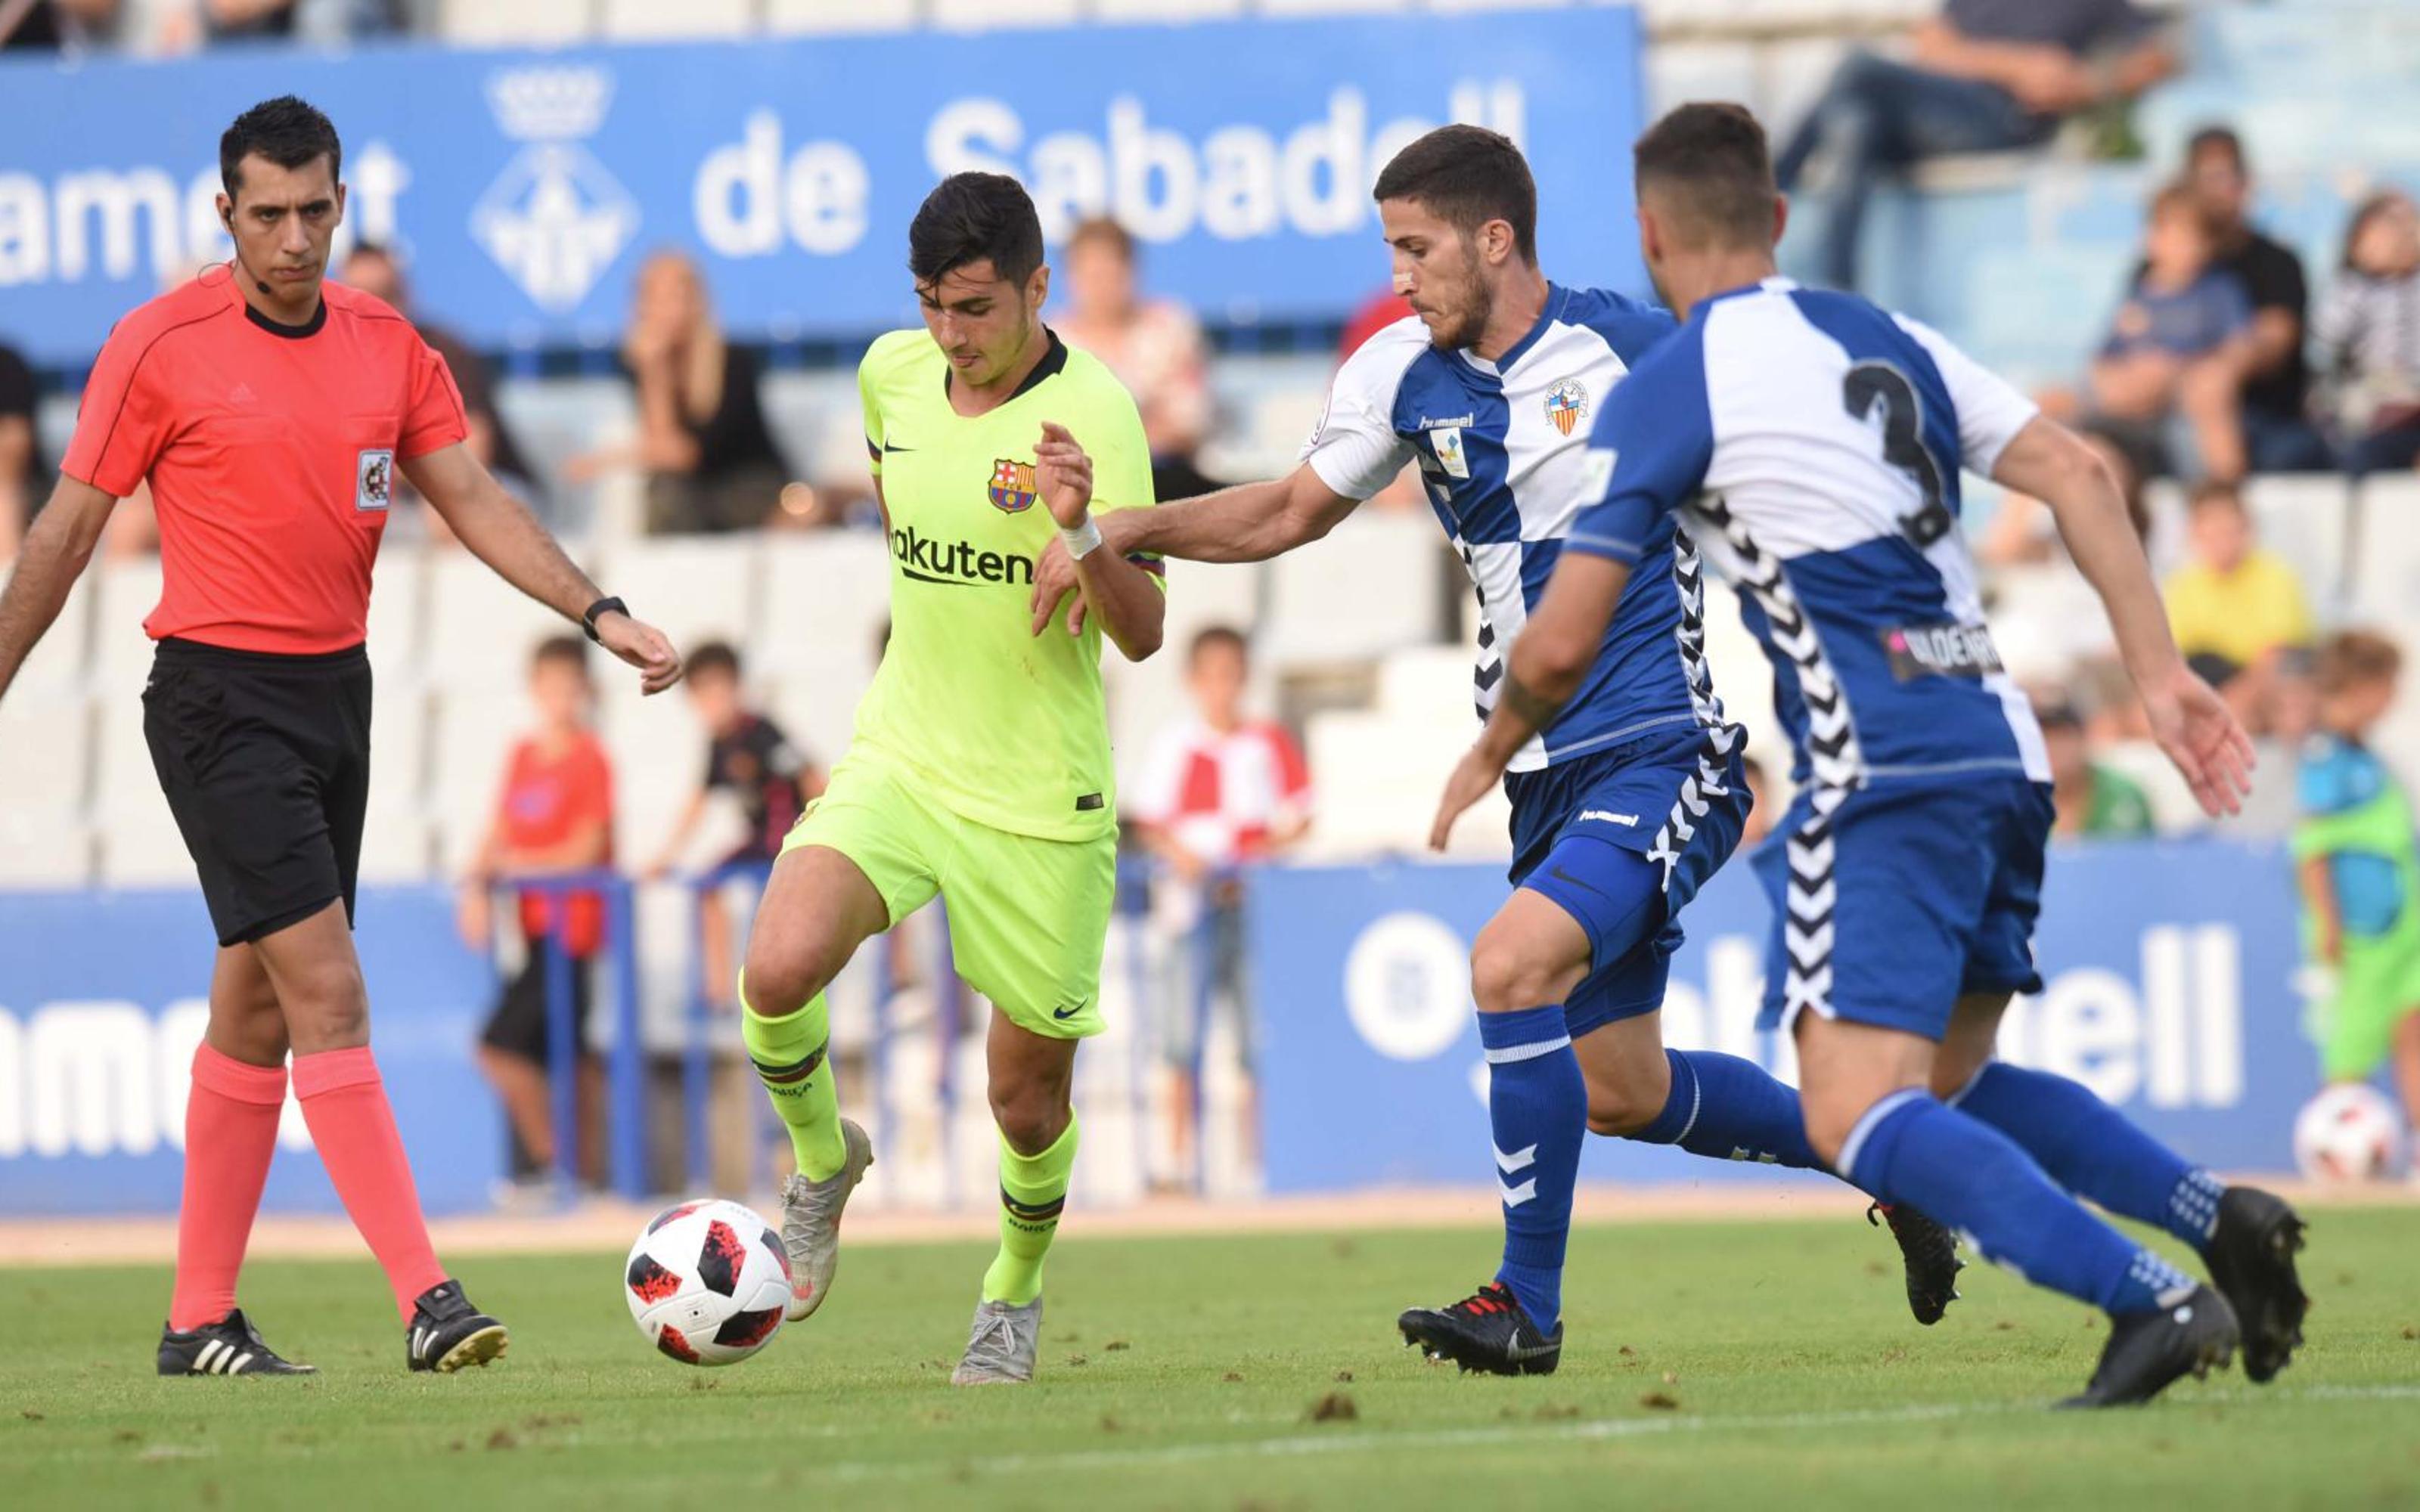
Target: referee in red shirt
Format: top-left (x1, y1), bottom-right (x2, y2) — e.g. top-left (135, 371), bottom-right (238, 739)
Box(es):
top-left (0, 98), bottom-right (681, 1377)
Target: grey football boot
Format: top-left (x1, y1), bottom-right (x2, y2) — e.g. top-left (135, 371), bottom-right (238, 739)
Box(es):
top-left (950, 1296), bottom-right (1044, 1385)
top-left (777, 1117), bottom-right (875, 1322)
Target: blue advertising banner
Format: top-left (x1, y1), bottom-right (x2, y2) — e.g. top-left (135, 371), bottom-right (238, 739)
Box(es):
top-left (0, 885), bottom-right (504, 1215)
top-left (1247, 839), bottom-right (2313, 1193)
top-left (0, 10), bottom-right (1649, 370)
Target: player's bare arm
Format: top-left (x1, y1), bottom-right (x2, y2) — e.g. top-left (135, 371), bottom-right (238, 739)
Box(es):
top-left (1428, 550), bottom-right (1631, 850)
top-left (404, 442), bottom-right (683, 694)
top-left (1991, 414), bottom-right (2253, 816)
top-left (1029, 463), bottom-right (1357, 636)
top-left (0, 476), bottom-right (116, 704)
top-left (1034, 420), bottom-right (1164, 661)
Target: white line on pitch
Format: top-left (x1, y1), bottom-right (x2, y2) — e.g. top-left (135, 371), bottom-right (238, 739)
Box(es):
top-left (815, 1382), bottom-right (2420, 1483)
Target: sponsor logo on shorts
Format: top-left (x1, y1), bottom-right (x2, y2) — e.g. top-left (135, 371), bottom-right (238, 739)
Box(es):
top-left (355, 448), bottom-right (394, 513)
top-left (1882, 621), bottom-right (2003, 681)
top-left (1578, 809), bottom-right (1638, 826)
top-left (890, 523), bottom-right (1034, 587)
top-left (1051, 998), bottom-right (1089, 1021)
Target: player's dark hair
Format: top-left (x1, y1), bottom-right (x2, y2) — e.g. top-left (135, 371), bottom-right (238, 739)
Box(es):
top-left (221, 95), bottom-right (343, 197)
top-left (909, 173), bottom-right (1046, 290)
top-left (2318, 629), bottom-right (2403, 694)
top-left (2187, 125), bottom-right (2247, 177)
top-left (532, 634), bottom-right (591, 676)
top-left (687, 641), bottom-right (741, 683)
top-left (1632, 103), bottom-right (1776, 249)
top-left (1373, 125), bottom-right (1537, 265)
top-left (1188, 624), bottom-right (1249, 668)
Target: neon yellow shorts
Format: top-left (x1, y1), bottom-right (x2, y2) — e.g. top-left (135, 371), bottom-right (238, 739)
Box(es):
top-left (2311, 932), bottom-right (2420, 1081)
top-left (781, 752), bottom-right (1115, 1038)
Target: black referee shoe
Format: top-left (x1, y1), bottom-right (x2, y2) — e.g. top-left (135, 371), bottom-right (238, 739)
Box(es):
top-left (157, 1308), bottom-right (316, 1377)
top-left (405, 1280), bottom-right (510, 1374)
top-left (1398, 1282), bottom-right (1564, 1377)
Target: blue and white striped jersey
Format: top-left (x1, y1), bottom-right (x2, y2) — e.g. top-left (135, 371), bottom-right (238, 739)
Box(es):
top-left (1303, 284), bottom-right (1727, 773)
top-left (1567, 277), bottom-right (2051, 790)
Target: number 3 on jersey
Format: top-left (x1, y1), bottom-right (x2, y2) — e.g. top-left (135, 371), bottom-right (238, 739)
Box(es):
top-left (1841, 361), bottom-right (1953, 547)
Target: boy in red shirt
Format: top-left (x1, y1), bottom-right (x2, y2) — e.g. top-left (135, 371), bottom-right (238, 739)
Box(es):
top-left (0, 98), bottom-right (679, 1377)
top-left (459, 637), bottom-right (616, 1189)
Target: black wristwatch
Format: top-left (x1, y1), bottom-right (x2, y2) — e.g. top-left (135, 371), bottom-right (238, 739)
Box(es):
top-left (581, 596), bottom-right (628, 643)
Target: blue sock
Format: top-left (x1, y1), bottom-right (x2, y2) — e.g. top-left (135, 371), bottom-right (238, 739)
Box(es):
top-left (1481, 1005), bottom-right (1585, 1328)
top-left (1952, 1061), bottom-right (2226, 1250)
top-left (1631, 1049), bottom-right (1824, 1170)
top-left (1845, 1091), bottom-right (2194, 1315)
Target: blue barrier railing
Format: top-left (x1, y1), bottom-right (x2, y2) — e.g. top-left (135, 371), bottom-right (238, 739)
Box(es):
top-left (481, 869), bottom-right (647, 1202)
top-left (485, 857), bottom-right (1251, 1203)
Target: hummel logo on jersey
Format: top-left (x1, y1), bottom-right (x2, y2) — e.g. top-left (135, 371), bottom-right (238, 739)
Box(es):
top-left (1578, 809), bottom-right (1639, 826)
top-left (1882, 621), bottom-right (2003, 681)
top-left (1416, 412), bottom-right (1475, 431)
top-left (890, 524), bottom-right (1035, 587)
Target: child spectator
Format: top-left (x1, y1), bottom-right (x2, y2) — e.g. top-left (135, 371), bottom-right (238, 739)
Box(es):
top-left (2081, 184), bottom-right (2254, 481)
top-left (1127, 627), bottom-right (1311, 1186)
top-left (458, 637), bottom-right (616, 1190)
top-left (2164, 481), bottom-right (2313, 725)
top-left (2040, 698), bottom-right (2155, 838)
top-left (644, 641), bottom-right (825, 1005)
top-left (2315, 190), bottom-right (2420, 478)
top-left (2294, 631), bottom-right (2420, 1144)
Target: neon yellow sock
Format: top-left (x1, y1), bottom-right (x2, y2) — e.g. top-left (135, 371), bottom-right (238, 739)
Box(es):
top-left (981, 1113), bottom-right (1078, 1306)
top-left (737, 974), bottom-right (844, 1182)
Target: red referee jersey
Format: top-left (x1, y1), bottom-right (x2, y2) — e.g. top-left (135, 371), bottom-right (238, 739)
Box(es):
top-left (61, 263), bottom-right (468, 654)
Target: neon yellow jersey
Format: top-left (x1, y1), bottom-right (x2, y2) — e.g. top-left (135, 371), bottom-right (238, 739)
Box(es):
top-left (849, 327), bottom-right (1157, 842)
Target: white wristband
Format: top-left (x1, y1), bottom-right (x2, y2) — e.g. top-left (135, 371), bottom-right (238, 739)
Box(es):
top-left (1060, 516), bottom-right (1106, 560)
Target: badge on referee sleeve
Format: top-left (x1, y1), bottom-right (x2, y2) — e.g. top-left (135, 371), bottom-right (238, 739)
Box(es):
top-left (355, 449), bottom-right (394, 513)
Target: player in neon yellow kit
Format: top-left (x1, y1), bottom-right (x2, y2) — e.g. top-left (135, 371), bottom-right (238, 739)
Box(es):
top-left (736, 174), bottom-right (1165, 1385)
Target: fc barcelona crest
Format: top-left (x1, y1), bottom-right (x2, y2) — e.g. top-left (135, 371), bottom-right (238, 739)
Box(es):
top-left (988, 457), bottom-right (1038, 514)
top-left (1544, 380), bottom-right (1590, 437)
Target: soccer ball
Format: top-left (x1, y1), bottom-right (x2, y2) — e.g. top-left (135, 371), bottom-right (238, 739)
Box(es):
top-left (2291, 1084), bottom-right (2410, 1182)
top-left (625, 1198), bottom-right (793, 1365)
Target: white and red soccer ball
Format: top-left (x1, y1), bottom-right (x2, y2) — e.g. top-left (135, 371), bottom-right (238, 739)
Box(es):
top-left (2291, 1084), bottom-right (2411, 1182)
top-left (625, 1198), bottom-right (792, 1365)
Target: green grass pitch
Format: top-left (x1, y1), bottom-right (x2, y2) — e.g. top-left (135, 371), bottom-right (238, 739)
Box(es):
top-left (8, 1205), bottom-right (2418, 1509)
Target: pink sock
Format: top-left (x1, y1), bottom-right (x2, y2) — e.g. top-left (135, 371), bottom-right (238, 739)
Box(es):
top-left (169, 1046), bottom-right (287, 1332)
top-left (293, 1046), bottom-right (448, 1321)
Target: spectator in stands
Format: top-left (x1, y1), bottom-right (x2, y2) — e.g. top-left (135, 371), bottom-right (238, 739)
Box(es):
top-left (2040, 697), bottom-right (2155, 838)
top-left (458, 636), bottom-right (616, 1191)
top-left (191, 0), bottom-right (396, 43)
top-left (340, 243), bottom-right (545, 522)
top-left (1775, 0), bottom-right (2176, 292)
top-left (1057, 218), bottom-right (1218, 501)
top-left (644, 640), bottom-right (825, 1009)
top-left (0, 337), bottom-right (36, 562)
top-left (2294, 630), bottom-right (2420, 1142)
top-left (2316, 189), bottom-right (2420, 479)
top-left (566, 251), bottom-right (793, 534)
top-left (1127, 627), bottom-right (1311, 1186)
top-left (2064, 183), bottom-right (2253, 483)
top-left (2164, 480), bottom-right (2313, 728)
top-left (2178, 126), bottom-right (2333, 475)
top-left (0, 0), bottom-right (119, 49)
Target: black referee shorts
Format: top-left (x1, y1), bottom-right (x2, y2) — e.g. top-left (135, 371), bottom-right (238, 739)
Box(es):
top-left (141, 637), bottom-right (372, 948)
